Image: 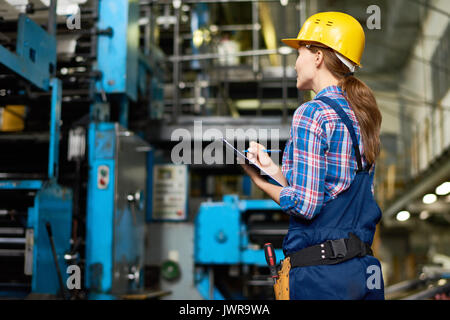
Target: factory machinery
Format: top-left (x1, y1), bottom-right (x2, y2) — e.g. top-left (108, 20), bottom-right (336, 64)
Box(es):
top-left (385, 255), bottom-right (450, 300)
top-left (194, 195), bottom-right (287, 300)
top-left (194, 195), bottom-right (450, 300)
top-left (0, 0), bottom-right (285, 301)
top-left (0, 0), bottom-right (164, 299)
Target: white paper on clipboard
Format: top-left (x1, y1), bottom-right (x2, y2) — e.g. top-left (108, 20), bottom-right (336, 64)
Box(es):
top-left (221, 138), bottom-right (288, 187)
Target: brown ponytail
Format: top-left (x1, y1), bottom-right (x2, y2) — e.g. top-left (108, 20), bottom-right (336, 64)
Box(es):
top-left (307, 45), bottom-right (382, 164)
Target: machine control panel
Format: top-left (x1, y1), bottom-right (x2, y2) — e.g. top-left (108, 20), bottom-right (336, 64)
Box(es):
top-left (97, 165), bottom-right (110, 189)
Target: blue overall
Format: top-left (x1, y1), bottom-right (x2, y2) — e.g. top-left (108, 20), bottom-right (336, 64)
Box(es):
top-left (282, 96), bottom-right (385, 300)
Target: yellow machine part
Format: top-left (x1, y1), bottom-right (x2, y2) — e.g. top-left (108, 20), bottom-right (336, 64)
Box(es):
top-left (0, 105), bottom-right (26, 132)
top-left (259, 2), bottom-right (280, 66)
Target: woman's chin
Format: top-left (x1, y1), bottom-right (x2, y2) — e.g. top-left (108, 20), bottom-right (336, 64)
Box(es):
top-left (296, 81), bottom-right (307, 91)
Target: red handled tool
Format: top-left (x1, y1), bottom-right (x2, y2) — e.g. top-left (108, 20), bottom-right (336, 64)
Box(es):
top-left (264, 243), bottom-right (278, 284)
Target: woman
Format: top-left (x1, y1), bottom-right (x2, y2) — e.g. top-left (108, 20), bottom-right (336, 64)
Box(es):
top-left (241, 12), bottom-right (384, 300)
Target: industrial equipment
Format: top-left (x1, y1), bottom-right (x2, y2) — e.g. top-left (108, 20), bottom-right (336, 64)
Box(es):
top-left (0, 7), bottom-right (72, 298)
top-left (194, 195), bottom-right (286, 299)
top-left (0, 0), bottom-right (163, 300)
top-left (85, 123), bottom-right (150, 299)
top-left (82, 0), bottom-right (160, 299)
top-left (385, 257), bottom-right (450, 300)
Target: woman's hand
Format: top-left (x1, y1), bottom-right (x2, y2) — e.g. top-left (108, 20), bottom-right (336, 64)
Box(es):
top-left (240, 141), bottom-right (287, 188)
top-left (240, 162), bottom-right (266, 188)
top-left (239, 141), bottom-right (286, 205)
top-left (246, 141), bottom-right (282, 177)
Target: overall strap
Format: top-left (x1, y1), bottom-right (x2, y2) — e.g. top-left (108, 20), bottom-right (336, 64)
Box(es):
top-left (315, 96), bottom-right (364, 172)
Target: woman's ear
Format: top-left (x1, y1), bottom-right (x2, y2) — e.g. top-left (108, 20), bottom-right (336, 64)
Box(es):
top-left (315, 50), bottom-right (324, 67)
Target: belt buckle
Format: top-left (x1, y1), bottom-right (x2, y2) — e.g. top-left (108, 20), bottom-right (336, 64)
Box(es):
top-left (327, 239), bottom-right (347, 259)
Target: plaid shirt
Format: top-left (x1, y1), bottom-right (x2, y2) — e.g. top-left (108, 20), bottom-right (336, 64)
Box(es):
top-left (280, 85), bottom-right (374, 220)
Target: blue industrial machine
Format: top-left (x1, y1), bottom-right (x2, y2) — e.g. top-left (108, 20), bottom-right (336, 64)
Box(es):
top-left (0, 9), bottom-right (72, 298)
top-left (94, 0), bottom-right (139, 127)
top-left (194, 195), bottom-right (286, 300)
top-left (85, 123), bottom-right (149, 299)
top-left (0, 14), bottom-right (56, 91)
top-left (83, 0), bottom-right (161, 299)
top-left (0, 0), bottom-right (162, 300)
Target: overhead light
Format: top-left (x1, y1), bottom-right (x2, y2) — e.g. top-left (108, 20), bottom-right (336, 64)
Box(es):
top-left (193, 29), bottom-right (203, 47)
top-left (139, 17), bottom-right (150, 26)
top-left (423, 193), bottom-right (437, 204)
top-left (40, 0), bottom-right (85, 16)
top-left (173, 0), bottom-right (182, 9)
top-left (419, 211), bottom-right (430, 220)
top-left (396, 210), bottom-right (410, 222)
top-left (436, 182), bottom-right (450, 196)
top-left (278, 46), bottom-right (293, 55)
top-left (210, 25), bottom-right (219, 34)
top-left (438, 279), bottom-right (447, 286)
top-left (198, 97), bottom-right (206, 105)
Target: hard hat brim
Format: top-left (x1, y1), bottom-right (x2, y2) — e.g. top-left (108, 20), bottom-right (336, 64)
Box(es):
top-left (281, 38), bottom-right (363, 68)
top-left (281, 39), bottom-right (331, 50)
top-left (281, 38), bottom-right (302, 49)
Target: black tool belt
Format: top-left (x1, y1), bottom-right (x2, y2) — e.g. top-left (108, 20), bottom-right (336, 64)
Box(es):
top-left (289, 232), bottom-right (373, 268)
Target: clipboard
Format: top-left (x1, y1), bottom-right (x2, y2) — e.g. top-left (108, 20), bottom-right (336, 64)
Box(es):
top-left (221, 138), bottom-right (287, 187)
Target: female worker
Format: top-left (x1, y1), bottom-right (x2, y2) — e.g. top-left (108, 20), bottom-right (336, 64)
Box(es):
top-left (241, 12), bottom-right (384, 300)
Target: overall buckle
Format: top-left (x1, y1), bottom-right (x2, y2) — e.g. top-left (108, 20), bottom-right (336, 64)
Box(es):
top-left (327, 239), bottom-right (347, 259)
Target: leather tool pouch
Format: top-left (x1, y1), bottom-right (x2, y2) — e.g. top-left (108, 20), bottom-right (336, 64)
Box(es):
top-left (273, 257), bottom-right (290, 300)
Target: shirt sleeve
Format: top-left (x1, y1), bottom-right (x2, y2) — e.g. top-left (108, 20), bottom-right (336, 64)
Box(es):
top-left (279, 102), bottom-right (328, 220)
top-left (281, 133), bottom-right (293, 184)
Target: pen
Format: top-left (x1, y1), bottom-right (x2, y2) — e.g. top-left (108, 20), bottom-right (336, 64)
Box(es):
top-left (243, 149), bottom-right (282, 153)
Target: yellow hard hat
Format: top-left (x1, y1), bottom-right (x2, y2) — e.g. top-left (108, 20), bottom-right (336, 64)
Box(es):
top-left (282, 12), bottom-right (365, 67)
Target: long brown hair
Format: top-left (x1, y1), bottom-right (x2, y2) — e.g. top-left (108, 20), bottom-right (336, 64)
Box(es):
top-left (307, 45), bottom-right (382, 165)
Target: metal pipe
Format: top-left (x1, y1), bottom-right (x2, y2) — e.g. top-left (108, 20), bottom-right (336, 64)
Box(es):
top-left (248, 229), bottom-right (288, 235)
top-left (299, 0), bottom-right (307, 25)
top-left (252, 1), bottom-right (260, 74)
top-left (402, 281), bottom-right (450, 300)
top-left (223, 64), bottom-right (229, 116)
top-left (257, 77), bottom-right (262, 117)
top-left (163, 97), bottom-right (297, 106)
top-left (0, 249), bottom-right (25, 256)
top-left (143, 6), bottom-right (151, 56)
top-left (0, 237), bottom-right (26, 244)
top-left (216, 24), bottom-right (259, 32)
top-left (46, 222), bottom-right (68, 300)
top-left (0, 228), bottom-right (24, 235)
top-left (385, 278), bottom-right (425, 295)
top-left (172, 6), bottom-right (181, 123)
top-left (89, 0), bottom-right (99, 103)
top-left (47, 0), bottom-right (57, 38)
top-left (282, 54), bottom-right (288, 122)
top-left (169, 48), bottom-right (279, 62)
top-left (209, 268), bottom-right (214, 300)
